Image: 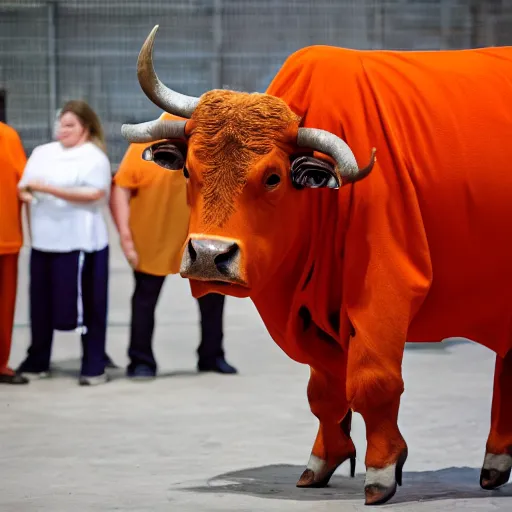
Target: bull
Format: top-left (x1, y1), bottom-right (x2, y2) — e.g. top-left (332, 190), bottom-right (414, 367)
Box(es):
top-left (122, 26), bottom-right (512, 505)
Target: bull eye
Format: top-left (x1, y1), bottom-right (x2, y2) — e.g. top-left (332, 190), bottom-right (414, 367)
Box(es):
top-left (306, 171), bottom-right (327, 187)
top-left (150, 143), bottom-right (184, 171)
top-left (183, 166), bottom-right (190, 179)
top-left (153, 151), bottom-right (176, 169)
top-left (265, 173), bottom-right (281, 188)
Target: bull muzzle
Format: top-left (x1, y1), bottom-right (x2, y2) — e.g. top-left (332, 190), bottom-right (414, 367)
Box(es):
top-left (179, 237), bottom-right (246, 285)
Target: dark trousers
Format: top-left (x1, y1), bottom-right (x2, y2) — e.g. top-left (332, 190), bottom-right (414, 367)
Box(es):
top-left (128, 270), bottom-right (225, 373)
top-left (18, 247), bottom-right (109, 377)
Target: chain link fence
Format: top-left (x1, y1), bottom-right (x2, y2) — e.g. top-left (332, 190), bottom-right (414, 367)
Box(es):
top-left (1, 0), bottom-right (510, 165)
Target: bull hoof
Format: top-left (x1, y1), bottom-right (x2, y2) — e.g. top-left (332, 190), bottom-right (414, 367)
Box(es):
top-left (364, 482), bottom-right (398, 506)
top-left (296, 453), bottom-right (356, 488)
top-left (364, 448), bottom-right (408, 506)
top-left (480, 468), bottom-right (511, 490)
top-left (480, 453), bottom-right (512, 490)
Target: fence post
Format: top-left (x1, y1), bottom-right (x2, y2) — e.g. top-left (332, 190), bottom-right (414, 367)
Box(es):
top-left (212, 0), bottom-right (223, 89)
top-left (440, 0), bottom-right (451, 49)
top-left (0, 89), bottom-right (5, 123)
top-left (47, 1), bottom-right (58, 139)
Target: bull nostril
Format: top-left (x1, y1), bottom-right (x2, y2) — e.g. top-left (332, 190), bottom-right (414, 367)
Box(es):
top-left (188, 239), bottom-right (197, 263)
top-left (214, 243), bottom-right (239, 276)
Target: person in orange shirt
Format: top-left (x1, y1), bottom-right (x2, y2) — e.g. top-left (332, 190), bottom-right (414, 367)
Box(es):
top-left (0, 122), bottom-right (29, 384)
top-left (110, 112), bottom-right (237, 379)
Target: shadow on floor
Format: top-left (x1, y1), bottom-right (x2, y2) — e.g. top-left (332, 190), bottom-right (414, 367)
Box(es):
top-left (46, 358), bottom-right (200, 380)
top-left (405, 339), bottom-right (470, 352)
top-left (180, 464), bottom-right (512, 504)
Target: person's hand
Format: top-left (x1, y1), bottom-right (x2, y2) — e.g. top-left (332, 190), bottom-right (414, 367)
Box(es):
top-left (121, 237), bottom-right (139, 268)
top-left (18, 189), bottom-right (34, 203)
top-left (24, 180), bottom-right (49, 194)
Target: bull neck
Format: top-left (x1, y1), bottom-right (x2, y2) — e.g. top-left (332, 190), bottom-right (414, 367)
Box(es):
top-left (250, 187), bottom-right (352, 365)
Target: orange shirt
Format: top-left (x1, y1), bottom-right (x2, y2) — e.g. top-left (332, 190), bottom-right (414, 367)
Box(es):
top-left (113, 113), bottom-right (190, 276)
top-left (0, 123), bottom-right (27, 254)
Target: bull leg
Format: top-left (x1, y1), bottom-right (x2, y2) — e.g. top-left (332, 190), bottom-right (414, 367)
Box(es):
top-left (297, 366), bottom-right (356, 488)
top-left (481, 349), bottom-right (512, 490)
top-left (346, 335), bottom-right (408, 506)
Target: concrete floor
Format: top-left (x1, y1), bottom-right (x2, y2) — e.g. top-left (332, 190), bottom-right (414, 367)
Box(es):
top-left (1, 218), bottom-right (512, 511)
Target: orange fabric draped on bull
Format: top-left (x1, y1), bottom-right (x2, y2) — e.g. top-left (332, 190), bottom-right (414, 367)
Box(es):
top-left (122, 25), bottom-right (512, 505)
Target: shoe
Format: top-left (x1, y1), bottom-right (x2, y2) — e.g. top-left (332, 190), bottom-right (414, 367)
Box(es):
top-left (0, 372), bottom-right (29, 385)
top-left (79, 373), bottom-right (109, 386)
top-left (197, 357), bottom-right (238, 374)
top-left (127, 364), bottom-right (156, 381)
top-left (18, 371), bottom-right (50, 381)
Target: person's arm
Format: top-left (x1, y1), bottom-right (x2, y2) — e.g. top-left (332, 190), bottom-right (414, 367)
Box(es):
top-left (17, 145), bottom-right (38, 200)
top-left (21, 148), bottom-right (111, 204)
top-left (22, 181), bottom-right (105, 203)
top-left (8, 128), bottom-right (32, 242)
top-left (23, 203), bottom-right (32, 245)
top-left (110, 141), bottom-right (147, 268)
top-left (11, 132), bottom-right (31, 204)
top-left (9, 128), bottom-right (27, 179)
top-left (18, 189), bottom-right (33, 202)
top-left (109, 184), bottom-right (132, 239)
top-left (109, 184), bottom-right (138, 268)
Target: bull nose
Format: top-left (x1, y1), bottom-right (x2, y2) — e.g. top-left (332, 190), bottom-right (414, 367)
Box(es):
top-left (180, 237), bottom-right (245, 284)
top-left (187, 239), bottom-right (239, 275)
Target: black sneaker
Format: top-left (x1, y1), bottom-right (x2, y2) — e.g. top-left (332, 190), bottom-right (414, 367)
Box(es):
top-left (127, 364), bottom-right (156, 381)
top-left (0, 372), bottom-right (29, 385)
top-left (79, 373), bottom-right (110, 386)
top-left (197, 357), bottom-right (238, 374)
top-left (17, 370), bottom-right (50, 381)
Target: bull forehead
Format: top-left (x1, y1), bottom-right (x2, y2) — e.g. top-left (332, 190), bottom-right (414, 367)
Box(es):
top-left (189, 141), bottom-right (278, 229)
top-left (190, 90), bottom-right (300, 154)
top-left (188, 90), bottom-right (300, 228)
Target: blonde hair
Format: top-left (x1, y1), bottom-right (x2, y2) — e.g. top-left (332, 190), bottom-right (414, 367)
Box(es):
top-left (60, 100), bottom-right (106, 152)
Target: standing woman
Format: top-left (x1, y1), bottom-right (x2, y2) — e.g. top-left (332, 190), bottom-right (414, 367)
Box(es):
top-left (16, 100), bottom-right (113, 386)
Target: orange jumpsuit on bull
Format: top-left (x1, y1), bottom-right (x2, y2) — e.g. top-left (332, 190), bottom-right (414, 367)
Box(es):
top-left (261, 45), bottom-right (512, 495)
top-left (0, 122), bottom-right (28, 384)
top-left (264, 45), bottom-right (512, 359)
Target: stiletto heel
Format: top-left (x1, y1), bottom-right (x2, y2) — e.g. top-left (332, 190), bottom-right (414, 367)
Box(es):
top-left (350, 455), bottom-right (356, 477)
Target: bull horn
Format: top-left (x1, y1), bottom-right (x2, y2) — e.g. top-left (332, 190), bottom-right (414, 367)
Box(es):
top-left (297, 128), bottom-right (376, 184)
top-left (137, 25), bottom-right (199, 118)
top-left (121, 119), bottom-right (187, 143)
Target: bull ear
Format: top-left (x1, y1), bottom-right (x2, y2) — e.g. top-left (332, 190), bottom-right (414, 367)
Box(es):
top-left (290, 155), bottom-right (340, 190)
top-left (142, 140), bottom-right (187, 171)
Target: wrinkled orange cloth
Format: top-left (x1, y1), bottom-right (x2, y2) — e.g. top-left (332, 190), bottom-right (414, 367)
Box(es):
top-left (113, 112), bottom-right (190, 276)
top-left (265, 45), bottom-right (512, 362)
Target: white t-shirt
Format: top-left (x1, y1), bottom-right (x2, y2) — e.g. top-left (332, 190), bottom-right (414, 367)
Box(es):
top-left (19, 141), bottom-right (112, 253)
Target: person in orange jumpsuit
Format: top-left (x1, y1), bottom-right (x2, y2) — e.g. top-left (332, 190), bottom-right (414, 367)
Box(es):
top-left (110, 112), bottom-right (238, 378)
top-left (0, 121), bottom-right (29, 384)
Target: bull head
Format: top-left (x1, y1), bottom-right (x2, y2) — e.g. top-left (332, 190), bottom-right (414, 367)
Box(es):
top-left (121, 26), bottom-right (376, 296)
top-left (122, 25), bottom-right (376, 189)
